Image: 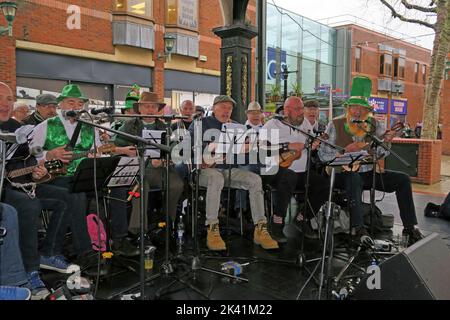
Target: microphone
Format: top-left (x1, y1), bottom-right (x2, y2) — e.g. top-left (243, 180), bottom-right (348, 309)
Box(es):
top-left (91, 107), bottom-right (114, 115)
top-left (351, 119), bottom-right (370, 124)
top-left (0, 131), bottom-right (28, 144)
top-left (29, 146), bottom-right (43, 158)
top-left (64, 110), bottom-right (86, 118)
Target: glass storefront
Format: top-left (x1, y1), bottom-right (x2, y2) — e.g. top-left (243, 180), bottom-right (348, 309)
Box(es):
top-left (266, 3), bottom-right (337, 115)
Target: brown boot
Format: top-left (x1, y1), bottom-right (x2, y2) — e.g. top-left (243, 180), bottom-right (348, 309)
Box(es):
top-left (207, 223), bottom-right (226, 251)
top-left (254, 221), bottom-right (279, 250)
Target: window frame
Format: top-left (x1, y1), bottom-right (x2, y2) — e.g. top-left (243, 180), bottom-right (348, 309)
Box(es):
top-left (422, 64), bottom-right (427, 84)
top-left (355, 47), bottom-right (361, 73)
top-left (414, 62), bottom-right (419, 83)
top-left (165, 0), bottom-right (199, 32)
top-left (114, 0), bottom-right (153, 19)
top-left (379, 53), bottom-right (392, 77)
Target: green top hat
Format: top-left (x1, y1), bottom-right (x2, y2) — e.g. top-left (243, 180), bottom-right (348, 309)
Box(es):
top-left (57, 84), bottom-right (89, 103)
top-left (123, 84), bottom-right (140, 110)
top-left (345, 76), bottom-right (372, 109)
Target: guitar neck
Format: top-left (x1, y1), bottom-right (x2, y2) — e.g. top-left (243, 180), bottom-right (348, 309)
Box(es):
top-left (7, 165), bottom-right (37, 179)
top-left (71, 151), bottom-right (91, 161)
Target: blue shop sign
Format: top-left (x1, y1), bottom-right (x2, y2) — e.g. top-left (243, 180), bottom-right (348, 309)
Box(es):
top-left (368, 97), bottom-right (388, 114)
top-left (391, 99), bottom-right (407, 115)
top-left (267, 47), bottom-right (287, 80)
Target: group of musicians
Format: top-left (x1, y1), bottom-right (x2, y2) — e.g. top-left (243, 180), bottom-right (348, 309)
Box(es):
top-left (0, 76), bottom-right (424, 299)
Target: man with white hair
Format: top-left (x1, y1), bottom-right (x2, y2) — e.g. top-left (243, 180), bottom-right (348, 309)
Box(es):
top-left (188, 95), bottom-right (278, 251)
top-left (12, 102), bottom-right (30, 124)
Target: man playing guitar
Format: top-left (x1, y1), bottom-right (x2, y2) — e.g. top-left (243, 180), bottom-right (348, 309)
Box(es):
top-left (262, 97), bottom-right (330, 242)
top-left (318, 76), bottom-right (423, 245)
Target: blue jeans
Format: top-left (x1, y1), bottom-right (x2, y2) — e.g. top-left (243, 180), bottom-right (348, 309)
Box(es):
top-left (0, 203), bottom-right (28, 286)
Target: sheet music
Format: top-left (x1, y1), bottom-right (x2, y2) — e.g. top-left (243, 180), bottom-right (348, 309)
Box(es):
top-left (215, 123), bottom-right (248, 154)
top-left (107, 157), bottom-right (139, 187)
top-left (328, 151), bottom-right (369, 166)
top-left (142, 129), bottom-right (164, 158)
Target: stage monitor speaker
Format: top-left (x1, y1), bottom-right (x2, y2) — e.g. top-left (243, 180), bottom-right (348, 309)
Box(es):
top-left (353, 233), bottom-right (450, 300)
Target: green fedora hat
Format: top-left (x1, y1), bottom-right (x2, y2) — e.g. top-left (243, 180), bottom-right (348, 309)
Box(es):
top-left (345, 76), bottom-right (372, 109)
top-left (57, 84), bottom-right (89, 103)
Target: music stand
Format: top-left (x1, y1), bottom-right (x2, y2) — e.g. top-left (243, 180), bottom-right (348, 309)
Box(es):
top-left (69, 157), bottom-right (142, 277)
top-left (62, 115), bottom-right (170, 300)
top-left (295, 153), bottom-right (364, 300)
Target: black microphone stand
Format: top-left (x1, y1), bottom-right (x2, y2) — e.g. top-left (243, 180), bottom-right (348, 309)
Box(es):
top-left (355, 123), bottom-right (410, 235)
top-left (275, 118), bottom-right (348, 300)
top-left (151, 114), bottom-right (249, 300)
top-left (65, 115), bottom-right (170, 300)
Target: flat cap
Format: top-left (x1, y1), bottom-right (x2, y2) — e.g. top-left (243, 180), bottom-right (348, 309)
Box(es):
top-left (36, 94), bottom-right (58, 106)
top-left (213, 95), bottom-right (236, 106)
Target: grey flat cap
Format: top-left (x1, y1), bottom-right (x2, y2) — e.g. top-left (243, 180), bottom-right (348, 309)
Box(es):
top-left (213, 95), bottom-right (236, 106)
top-left (36, 94), bottom-right (58, 105)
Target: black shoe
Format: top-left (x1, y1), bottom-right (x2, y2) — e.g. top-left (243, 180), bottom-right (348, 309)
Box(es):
top-left (112, 238), bottom-right (140, 257)
top-left (402, 227), bottom-right (424, 246)
top-left (270, 222), bottom-right (287, 243)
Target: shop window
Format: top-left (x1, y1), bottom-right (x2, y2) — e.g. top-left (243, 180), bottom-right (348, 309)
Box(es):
top-left (422, 65), bottom-right (427, 84)
top-left (115, 0), bottom-right (152, 18)
top-left (414, 62), bottom-right (419, 83)
top-left (355, 47), bottom-right (361, 73)
top-left (398, 57), bottom-right (405, 79)
top-left (380, 53), bottom-right (392, 77)
top-left (165, 0), bottom-right (198, 31)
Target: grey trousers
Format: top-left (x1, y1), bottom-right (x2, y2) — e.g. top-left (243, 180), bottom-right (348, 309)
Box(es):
top-left (199, 168), bottom-right (266, 226)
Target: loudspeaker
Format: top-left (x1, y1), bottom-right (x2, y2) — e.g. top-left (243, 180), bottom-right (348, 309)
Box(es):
top-left (353, 233), bottom-right (450, 300)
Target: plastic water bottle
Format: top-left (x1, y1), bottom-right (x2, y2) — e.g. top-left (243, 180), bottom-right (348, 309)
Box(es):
top-left (176, 216), bottom-right (185, 250)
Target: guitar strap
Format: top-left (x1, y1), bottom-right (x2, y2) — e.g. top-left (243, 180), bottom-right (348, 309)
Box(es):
top-left (67, 121), bottom-right (83, 151)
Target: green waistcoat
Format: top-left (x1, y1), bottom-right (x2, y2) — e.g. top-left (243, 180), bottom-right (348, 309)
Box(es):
top-left (43, 116), bottom-right (94, 176)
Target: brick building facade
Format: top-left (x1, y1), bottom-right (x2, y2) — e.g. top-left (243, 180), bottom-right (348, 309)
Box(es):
top-left (336, 24), bottom-right (435, 133)
top-left (0, 0), bottom-right (256, 112)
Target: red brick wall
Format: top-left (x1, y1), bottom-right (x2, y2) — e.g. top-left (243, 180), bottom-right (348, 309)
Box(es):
top-left (197, 0), bottom-right (222, 71)
top-left (344, 25), bottom-right (433, 129)
top-left (14, 1), bottom-right (114, 54)
top-left (393, 138), bottom-right (442, 184)
top-left (0, 36), bottom-right (16, 92)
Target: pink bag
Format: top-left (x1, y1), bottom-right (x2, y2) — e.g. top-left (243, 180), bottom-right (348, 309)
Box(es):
top-left (86, 214), bottom-right (107, 252)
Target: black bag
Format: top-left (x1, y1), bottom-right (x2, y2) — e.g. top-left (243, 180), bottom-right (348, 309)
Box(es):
top-left (424, 192), bottom-right (450, 221)
top-left (440, 192), bottom-right (450, 220)
top-left (362, 203), bottom-right (394, 232)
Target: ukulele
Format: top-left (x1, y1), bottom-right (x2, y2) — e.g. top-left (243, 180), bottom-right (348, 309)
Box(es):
top-left (7, 160), bottom-right (64, 184)
top-left (341, 122), bottom-right (405, 173)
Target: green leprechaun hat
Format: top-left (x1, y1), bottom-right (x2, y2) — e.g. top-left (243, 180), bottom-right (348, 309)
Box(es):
top-left (345, 76), bottom-right (372, 109)
top-left (57, 84), bottom-right (89, 103)
top-left (123, 84), bottom-right (140, 110)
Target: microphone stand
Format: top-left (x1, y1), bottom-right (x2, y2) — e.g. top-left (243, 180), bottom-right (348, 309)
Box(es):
top-left (355, 123), bottom-right (410, 236)
top-left (275, 119), bottom-right (347, 300)
top-left (66, 115), bottom-right (170, 300)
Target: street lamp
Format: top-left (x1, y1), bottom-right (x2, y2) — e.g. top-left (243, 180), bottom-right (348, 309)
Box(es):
top-left (157, 34), bottom-right (177, 61)
top-left (0, 2), bottom-right (17, 37)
